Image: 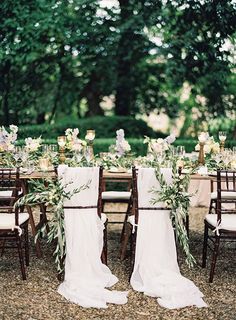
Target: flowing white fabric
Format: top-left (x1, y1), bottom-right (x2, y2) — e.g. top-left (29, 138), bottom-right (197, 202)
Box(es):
top-left (130, 168), bottom-right (207, 309)
top-left (57, 166), bottom-right (128, 308)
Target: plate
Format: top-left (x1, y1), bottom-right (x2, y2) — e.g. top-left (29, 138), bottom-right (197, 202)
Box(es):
top-left (181, 169), bottom-right (191, 174)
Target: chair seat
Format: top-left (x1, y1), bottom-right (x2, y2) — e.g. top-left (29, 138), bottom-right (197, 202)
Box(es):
top-left (0, 190), bottom-right (13, 197)
top-left (205, 214), bottom-right (236, 231)
top-left (211, 191), bottom-right (236, 200)
top-left (102, 191), bottom-right (131, 201)
top-left (101, 213), bottom-right (108, 224)
top-left (0, 212), bottom-right (29, 229)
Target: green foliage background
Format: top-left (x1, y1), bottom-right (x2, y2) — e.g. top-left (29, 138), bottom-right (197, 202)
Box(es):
top-left (0, 0), bottom-right (235, 136)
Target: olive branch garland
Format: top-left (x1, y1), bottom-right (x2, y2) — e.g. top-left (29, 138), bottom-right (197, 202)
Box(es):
top-left (15, 178), bottom-right (91, 272)
top-left (151, 163), bottom-right (196, 267)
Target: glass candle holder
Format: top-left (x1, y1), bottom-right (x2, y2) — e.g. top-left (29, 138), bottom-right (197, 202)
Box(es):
top-left (57, 136), bottom-right (66, 148)
top-left (85, 130), bottom-right (95, 142)
top-left (198, 132), bottom-right (208, 143)
top-left (39, 158), bottom-right (50, 171)
top-left (219, 131), bottom-right (226, 152)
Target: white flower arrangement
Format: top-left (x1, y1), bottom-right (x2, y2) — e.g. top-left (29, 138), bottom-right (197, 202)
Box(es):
top-left (0, 125), bottom-right (18, 152)
top-left (65, 128), bottom-right (86, 151)
top-left (195, 135), bottom-right (220, 154)
top-left (114, 129), bottom-right (131, 156)
top-left (144, 134), bottom-right (176, 155)
top-left (25, 137), bottom-right (42, 152)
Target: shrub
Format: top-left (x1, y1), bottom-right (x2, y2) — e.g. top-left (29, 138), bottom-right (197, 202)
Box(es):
top-left (17, 116), bottom-right (165, 140)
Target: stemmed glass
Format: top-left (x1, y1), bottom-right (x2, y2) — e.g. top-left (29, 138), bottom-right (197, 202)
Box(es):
top-left (176, 146), bottom-right (185, 158)
top-left (12, 146), bottom-right (22, 165)
top-left (48, 144), bottom-right (58, 158)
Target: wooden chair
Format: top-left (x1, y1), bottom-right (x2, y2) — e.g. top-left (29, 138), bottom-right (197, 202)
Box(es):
top-left (61, 166), bottom-right (108, 266)
top-left (120, 167), bottom-right (172, 275)
top-left (101, 176), bottom-right (132, 243)
top-left (0, 168), bottom-right (29, 280)
top-left (202, 169), bottom-right (236, 282)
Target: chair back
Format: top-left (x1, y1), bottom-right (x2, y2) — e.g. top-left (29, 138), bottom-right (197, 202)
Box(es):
top-left (216, 169), bottom-right (236, 221)
top-left (132, 167), bottom-right (172, 225)
top-left (58, 166), bottom-right (103, 217)
top-left (0, 167), bottom-right (21, 225)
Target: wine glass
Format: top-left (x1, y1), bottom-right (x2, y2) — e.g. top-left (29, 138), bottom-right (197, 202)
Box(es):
top-left (48, 144), bottom-right (58, 158)
top-left (176, 146), bottom-right (185, 158)
top-left (13, 146), bottom-right (22, 164)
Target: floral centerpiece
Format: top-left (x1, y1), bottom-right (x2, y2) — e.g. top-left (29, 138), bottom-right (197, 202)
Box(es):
top-left (144, 134), bottom-right (176, 155)
top-left (65, 128), bottom-right (86, 152)
top-left (114, 129), bottom-right (131, 157)
top-left (0, 125), bottom-right (18, 167)
top-left (0, 125), bottom-right (18, 152)
top-left (25, 137), bottom-right (42, 153)
top-left (103, 129), bottom-right (132, 170)
top-left (195, 133), bottom-right (220, 154)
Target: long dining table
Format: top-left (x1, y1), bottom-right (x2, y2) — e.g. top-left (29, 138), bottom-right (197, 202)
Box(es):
top-left (20, 169), bottom-right (215, 257)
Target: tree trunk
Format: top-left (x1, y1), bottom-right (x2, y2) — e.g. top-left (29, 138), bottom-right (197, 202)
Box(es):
top-left (86, 91), bottom-right (103, 116)
top-left (115, 0), bottom-right (135, 116)
top-left (81, 72), bottom-right (104, 116)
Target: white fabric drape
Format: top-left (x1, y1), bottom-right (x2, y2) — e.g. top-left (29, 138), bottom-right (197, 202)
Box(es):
top-left (130, 168), bottom-right (207, 309)
top-left (57, 166), bottom-right (128, 308)
top-left (188, 179), bottom-right (211, 207)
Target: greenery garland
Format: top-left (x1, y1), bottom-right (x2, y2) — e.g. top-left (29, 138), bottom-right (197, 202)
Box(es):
top-left (16, 177), bottom-right (90, 272)
top-left (151, 163), bottom-right (196, 267)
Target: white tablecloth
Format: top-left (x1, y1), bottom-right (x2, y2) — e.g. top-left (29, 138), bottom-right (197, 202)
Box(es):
top-left (189, 179), bottom-right (211, 207)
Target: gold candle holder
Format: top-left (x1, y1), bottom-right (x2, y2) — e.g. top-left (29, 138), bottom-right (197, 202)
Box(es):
top-left (219, 131), bottom-right (226, 153)
top-left (198, 142), bottom-right (205, 165)
top-left (85, 130), bottom-right (95, 160)
top-left (57, 136), bottom-right (66, 164)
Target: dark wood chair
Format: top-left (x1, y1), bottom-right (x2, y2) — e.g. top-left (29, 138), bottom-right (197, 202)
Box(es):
top-left (101, 181), bottom-right (132, 243)
top-left (62, 166), bottom-right (107, 265)
top-left (0, 168), bottom-right (29, 280)
top-left (202, 169), bottom-right (236, 282)
top-left (120, 167), bottom-right (172, 276)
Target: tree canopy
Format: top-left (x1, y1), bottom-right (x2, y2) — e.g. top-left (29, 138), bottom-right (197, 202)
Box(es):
top-left (0, 0), bottom-right (235, 129)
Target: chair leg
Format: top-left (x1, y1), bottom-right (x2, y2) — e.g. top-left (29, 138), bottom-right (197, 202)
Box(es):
top-left (16, 232), bottom-right (27, 280)
top-left (24, 224), bottom-right (29, 267)
top-left (0, 238), bottom-right (6, 257)
top-left (101, 222), bottom-right (108, 265)
top-left (202, 222), bottom-right (208, 268)
top-left (39, 204), bottom-right (50, 234)
top-left (185, 214), bottom-right (189, 238)
top-left (120, 200), bottom-right (132, 243)
top-left (120, 223), bottom-right (132, 260)
top-left (209, 235), bottom-right (220, 283)
top-left (129, 228), bottom-right (137, 279)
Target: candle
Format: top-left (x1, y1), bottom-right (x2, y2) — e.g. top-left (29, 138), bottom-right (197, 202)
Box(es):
top-left (85, 130), bottom-right (95, 141)
top-left (39, 158), bottom-right (49, 171)
top-left (198, 132), bottom-right (208, 143)
top-left (219, 131), bottom-right (226, 142)
top-left (57, 136), bottom-right (66, 148)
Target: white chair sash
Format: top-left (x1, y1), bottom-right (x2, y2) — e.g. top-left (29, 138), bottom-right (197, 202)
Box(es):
top-left (130, 167), bottom-right (207, 309)
top-left (57, 166), bottom-right (128, 308)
